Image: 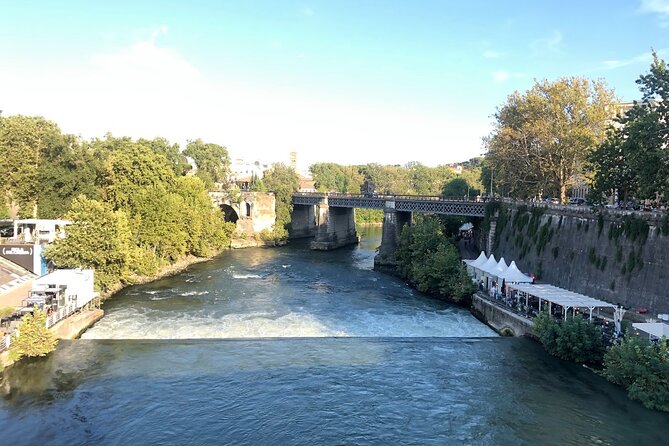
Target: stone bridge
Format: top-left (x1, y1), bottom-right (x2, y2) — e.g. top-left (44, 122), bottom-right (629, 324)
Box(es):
top-left (290, 193), bottom-right (486, 271)
top-left (210, 191), bottom-right (276, 239)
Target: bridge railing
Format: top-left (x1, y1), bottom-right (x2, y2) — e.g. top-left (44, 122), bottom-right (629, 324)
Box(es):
top-left (292, 192), bottom-right (488, 203)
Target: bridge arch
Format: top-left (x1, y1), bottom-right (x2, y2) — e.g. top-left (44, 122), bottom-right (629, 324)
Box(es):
top-left (220, 204), bottom-right (239, 223)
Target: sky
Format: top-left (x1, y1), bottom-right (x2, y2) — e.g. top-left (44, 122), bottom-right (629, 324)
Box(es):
top-left (0, 1), bottom-right (668, 170)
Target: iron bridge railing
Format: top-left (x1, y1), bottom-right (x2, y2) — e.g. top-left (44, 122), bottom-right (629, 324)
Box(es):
top-left (292, 193), bottom-right (487, 217)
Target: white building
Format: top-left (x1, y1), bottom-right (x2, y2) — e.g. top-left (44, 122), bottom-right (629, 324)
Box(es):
top-left (29, 269), bottom-right (98, 310)
top-left (13, 219), bottom-right (71, 244)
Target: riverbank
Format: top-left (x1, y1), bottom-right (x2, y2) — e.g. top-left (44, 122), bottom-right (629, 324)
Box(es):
top-left (99, 252), bottom-right (226, 301)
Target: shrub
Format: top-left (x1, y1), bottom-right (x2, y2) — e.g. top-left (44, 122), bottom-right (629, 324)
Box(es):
top-left (602, 336), bottom-right (669, 412)
top-left (533, 312), bottom-right (605, 364)
top-left (9, 309), bottom-right (58, 362)
top-left (0, 306), bottom-right (15, 318)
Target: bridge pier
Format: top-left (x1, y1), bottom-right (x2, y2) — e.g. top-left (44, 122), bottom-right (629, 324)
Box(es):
top-left (290, 204), bottom-right (317, 239)
top-left (373, 200), bottom-right (412, 273)
top-left (310, 197), bottom-right (359, 250)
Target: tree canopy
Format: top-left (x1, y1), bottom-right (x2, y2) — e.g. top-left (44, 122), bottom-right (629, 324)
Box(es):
top-left (183, 139), bottom-right (230, 189)
top-left (397, 216), bottom-right (475, 303)
top-left (588, 53), bottom-right (669, 204)
top-left (263, 163), bottom-right (300, 239)
top-left (484, 77), bottom-right (616, 202)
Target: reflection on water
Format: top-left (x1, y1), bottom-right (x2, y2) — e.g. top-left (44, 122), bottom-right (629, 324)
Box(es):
top-left (2, 338), bottom-right (668, 446)
top-left (3, 226), bottom-right (667, 445)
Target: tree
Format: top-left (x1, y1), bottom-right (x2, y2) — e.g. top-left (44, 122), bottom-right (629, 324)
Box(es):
top-left (138, 137), bottom-right (191, 176)
top-left (310, 163), bottom-right (363, 193)
top-left (603, 335), bottom-right (669, 411)
top-left (44, 196), bottom-right (138, 291)
top-left (183, 139), bottom-right (230, 189)
top-left (9, 309), bottom-right (58, 362)
top-left (442, 178), bottom-right (470, 198)
top-left (0, 115), bottom-right (65, 217)
top-left (101, 142), bottom-right (176, 211)
top-left (532, 312), bottom-right (605, 364)
top-left (485, 78), bottom-right (616, 202)
top-left (37, 134), bottom-right (102, 218)
top-left (397, 216), bottom-right (475, 303)
top-left (263, 163), bottom-right (300, 239)
top-left (589, 53), bottom-right (669, 204)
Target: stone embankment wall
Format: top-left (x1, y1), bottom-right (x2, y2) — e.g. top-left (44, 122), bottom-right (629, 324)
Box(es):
top-left (470, 294), bottom-right (534, 337)
top-left (489, 206), bottom-right (669, 314)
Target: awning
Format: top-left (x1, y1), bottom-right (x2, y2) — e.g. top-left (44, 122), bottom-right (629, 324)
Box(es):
top-left (498, 261), bottom-right (533, 283)
top-left (633, 323), bottom-right (669, 339)
top-left (507, 283), bottom-right (616, 310)
top-left (490, 257), bottom-right (508, 278)
top-left (464, 251), bottom-right (486, 267)
top-left (478, 254), bottom-right (498, 274)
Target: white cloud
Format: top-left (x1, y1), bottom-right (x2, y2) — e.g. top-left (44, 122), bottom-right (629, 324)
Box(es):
top-left (640, 0), bottom-right (669, 26)
top-left (0, 29), bottom-right (489, 168)
top-left (491, 70), bottom-right (525, 83)
top-left (483, 50), bottom-right (504, 59)
top-left (602, 48), bottom-right (669, 69)
top-left (492, 70), bottom-right (509, 82)
top-left (530, 30), bottom-right (562, 54)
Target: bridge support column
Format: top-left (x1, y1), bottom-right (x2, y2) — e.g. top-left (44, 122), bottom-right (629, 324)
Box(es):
top-left (373, 201), bottom-right (412, 273)
top-left (310, 198), bottom-right (359, 250)
top-left (290, 204), bottom-right (317, 239)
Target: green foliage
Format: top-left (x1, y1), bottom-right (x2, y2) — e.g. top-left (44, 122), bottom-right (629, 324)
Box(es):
top-left (0, 116), bottom-right (235, 294)
top-left (615, 246), bottom-right (623, 263)
top-left (535, 222), bottom-right (553, 255)
top-left (442, 177), bottom-right (474, 198)
top-left (137, 137), bottom-right (191, 175)
top-left (263, 163), bottom-right (300, 240)
top-left (355, 208), bottom-right (383, 224)
top-left (552, 246), bottom-right (559, 259)
top-left (183, 139), bottom-right (230, 189)
top-left (485, 77), bottom-right (615, 201)
top-left (0, 115), bottom-right (65, 217)
top-left (310, 163), bottom-right (364, 193)
top-left (603, 336), bottom-right (669, 411)
top-left (597, 213), bottom-right (605, 237)
top-left (9, 309), bottom-right (58, 362)
top-left (44, 196), bottom-right (139, 291)
top-left (589, 53), bottom-right (669, 205)
top-left (0, 306), bottom-right (15, 318)
top-left (533, 312), bottom-right (605, 364)
top-left (397, 217), bottom-right (475, 303)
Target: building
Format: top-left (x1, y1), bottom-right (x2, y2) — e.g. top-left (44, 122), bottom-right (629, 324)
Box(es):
top-left (229, 158), bottom-right (271, 190)
top-left (26, 269), bottom-right (98, 311)
top-left (12, 219), bottom-right (71, 244)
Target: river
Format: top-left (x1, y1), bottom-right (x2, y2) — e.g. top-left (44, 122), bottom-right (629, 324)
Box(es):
top-left (1, 226), bottom-right (667, 445)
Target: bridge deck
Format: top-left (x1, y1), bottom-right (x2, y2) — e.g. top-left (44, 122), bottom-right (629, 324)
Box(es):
top-left (292, 193), bottom-right (486, 217)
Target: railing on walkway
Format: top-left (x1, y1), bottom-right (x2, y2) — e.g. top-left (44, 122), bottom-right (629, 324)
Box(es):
top-left (46, 304), bottom-right (78, 329)
top-left (0, 334), bottom-right (10, 352)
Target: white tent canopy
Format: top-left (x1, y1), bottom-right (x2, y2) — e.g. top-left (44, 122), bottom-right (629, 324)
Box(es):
top-left (498, 261), bottom-right (533, 283)
top-left (478, 254), bottom-right (498, 274)
top-left (464, 251), bottom-right (487, 267)
top-left (633, 323), bottom-right (669, 339)
top-left (507, 283), bottom-right (616, 320)
top-left (491, 257), bottom-right (508, 279)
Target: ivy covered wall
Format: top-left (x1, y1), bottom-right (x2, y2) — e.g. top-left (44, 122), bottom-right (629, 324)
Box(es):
top-left (489, 204), bottom-right (669, 314)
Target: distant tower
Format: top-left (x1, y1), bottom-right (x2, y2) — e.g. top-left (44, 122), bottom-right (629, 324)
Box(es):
top-left (289, 151), bottom-right (297, 171)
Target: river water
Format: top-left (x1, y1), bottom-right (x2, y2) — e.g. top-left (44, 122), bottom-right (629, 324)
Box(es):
top-left (1, 226), bottom-right (667, 445)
